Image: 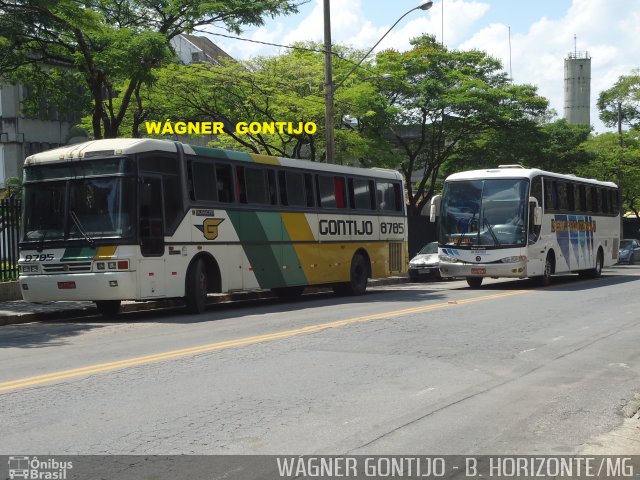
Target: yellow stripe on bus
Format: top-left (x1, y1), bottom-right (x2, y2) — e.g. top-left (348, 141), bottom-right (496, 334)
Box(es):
top-left (94, 246), bottom-right (117, 259)
top-left (251, 154), bottom-right (281, 165)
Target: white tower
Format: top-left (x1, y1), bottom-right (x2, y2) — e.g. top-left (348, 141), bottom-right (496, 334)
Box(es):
top-left (564, 38), bottom-right (591, 125)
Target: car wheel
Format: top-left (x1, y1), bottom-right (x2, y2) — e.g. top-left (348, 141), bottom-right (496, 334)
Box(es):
top-left (630, 254), bottom-right (635, 265)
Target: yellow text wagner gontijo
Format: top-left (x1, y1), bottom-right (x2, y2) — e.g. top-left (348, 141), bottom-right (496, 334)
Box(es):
top-left (145, 121), bottom-right (317, 136)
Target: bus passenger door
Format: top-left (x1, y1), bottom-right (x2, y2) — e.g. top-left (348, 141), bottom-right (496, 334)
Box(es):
top-left (139, 176), bottom-right (166, 297)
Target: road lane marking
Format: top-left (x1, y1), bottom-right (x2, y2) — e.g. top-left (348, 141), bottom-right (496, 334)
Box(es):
top-left (0, 289), bottom-right (530, 392)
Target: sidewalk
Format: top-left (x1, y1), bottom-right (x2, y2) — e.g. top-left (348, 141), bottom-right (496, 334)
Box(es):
top-left (0, 276), bottom-right (409, 326)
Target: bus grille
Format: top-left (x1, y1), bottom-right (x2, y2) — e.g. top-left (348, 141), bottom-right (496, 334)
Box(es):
top-left (42, 262), bottom-right (93, 273)
top-left (389, 243), bottom-right (402, 272)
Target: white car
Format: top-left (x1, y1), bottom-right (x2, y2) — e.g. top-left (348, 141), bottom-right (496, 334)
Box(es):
top-left (408, 242), bottom-right (441, 282)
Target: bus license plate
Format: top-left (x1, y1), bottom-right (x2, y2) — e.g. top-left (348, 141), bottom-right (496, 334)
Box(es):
top-left (471, 268), bottom-right (486, 275)
top-left (57, 281), bottom-right (76, 289)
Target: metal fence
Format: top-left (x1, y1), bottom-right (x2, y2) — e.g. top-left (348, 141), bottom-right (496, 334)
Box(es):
top-left (0, 197), bottom-right (21, 282)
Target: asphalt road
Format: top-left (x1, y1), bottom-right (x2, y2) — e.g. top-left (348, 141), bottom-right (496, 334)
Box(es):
top-left (1, 266), bottom-right (640, 455)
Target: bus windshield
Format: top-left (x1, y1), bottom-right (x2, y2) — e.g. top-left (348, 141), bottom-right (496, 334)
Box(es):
top-left (439, 178), bottom-right (529, 248)
top-left (23, 176), bottom-right (135, 242)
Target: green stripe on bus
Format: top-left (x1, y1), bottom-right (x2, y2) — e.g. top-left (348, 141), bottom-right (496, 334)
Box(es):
top-left (278, 215), bottom-right (308, 286)
top-left (227, 211), bottom-right (286, 288)
top-left (61, 246), bottom-right (97, 261)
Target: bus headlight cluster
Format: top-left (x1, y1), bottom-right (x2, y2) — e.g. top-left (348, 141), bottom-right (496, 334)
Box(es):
top-left (95, 260), bottom-right (129, 271)
top-left (20, 264), bottom-right (39, 273)
top-left (439, 254), bottom-right (458, 263)
top-left (500, 256), bottom-right (526, 263)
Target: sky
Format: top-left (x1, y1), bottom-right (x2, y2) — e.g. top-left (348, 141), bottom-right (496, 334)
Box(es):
top-left (209, 0), bottom-right (640, 133)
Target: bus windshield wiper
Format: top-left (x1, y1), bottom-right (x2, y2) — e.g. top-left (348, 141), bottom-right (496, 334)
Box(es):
top-left (36, 230), bottom-right (47, 253)
top-left (69, 210), bottom-right (95, 246)
top-left (483, 215), bottom-right (501, 247)
top-left (456, 210), bottom-right (477, 246)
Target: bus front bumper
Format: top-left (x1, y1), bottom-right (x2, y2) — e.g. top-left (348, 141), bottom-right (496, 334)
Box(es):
top-left (439, 261), bottom-right (527, 279)
top-left (19, 272), bottom-right (137, 302)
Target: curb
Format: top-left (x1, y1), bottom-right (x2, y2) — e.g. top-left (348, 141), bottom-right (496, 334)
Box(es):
top-left (0, 276), bottom-right (409, 327)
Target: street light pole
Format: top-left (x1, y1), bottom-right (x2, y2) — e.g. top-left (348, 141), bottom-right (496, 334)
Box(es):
top-left (323, 1), bottom-right (433, 163)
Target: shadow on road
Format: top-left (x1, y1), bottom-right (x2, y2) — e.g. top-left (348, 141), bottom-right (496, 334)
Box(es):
top-left (0, 286), bottom-right (449, 349)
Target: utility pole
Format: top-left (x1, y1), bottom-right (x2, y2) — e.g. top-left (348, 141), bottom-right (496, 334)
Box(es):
top-left (323, 0), bottom-right (335, 163)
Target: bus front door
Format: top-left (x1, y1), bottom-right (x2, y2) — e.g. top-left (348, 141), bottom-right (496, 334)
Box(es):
top-left (139, 176), bottom-right (166, 297)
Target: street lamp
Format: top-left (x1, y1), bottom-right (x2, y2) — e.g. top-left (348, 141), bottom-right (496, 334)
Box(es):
top-left (323, 1), bottom-right (434, 163)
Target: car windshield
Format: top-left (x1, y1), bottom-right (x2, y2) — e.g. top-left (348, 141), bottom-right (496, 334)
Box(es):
top-left (620, 240), bottom-right (633, 249)
top-left (439, 178), bottom-right (529, 247)
top-left (418, 243), bottom-right (438, 255)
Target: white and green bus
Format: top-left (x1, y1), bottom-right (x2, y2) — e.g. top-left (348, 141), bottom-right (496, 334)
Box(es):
top-left (19, 139), bottom-right (407, 315)
top-left (431, 166), bottom-right (620, 287)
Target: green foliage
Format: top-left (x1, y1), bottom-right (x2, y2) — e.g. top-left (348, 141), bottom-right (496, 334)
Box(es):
top-left (579, 131), bottom-right (640, 216)
top-left (132, 44), bottom-right (391, 162)
top-left (373, 35), bottom-right (549, 215)
top-left (0, 0), bottom-right (304, 138)
top-left (597, 71), bottom-right (640, 132)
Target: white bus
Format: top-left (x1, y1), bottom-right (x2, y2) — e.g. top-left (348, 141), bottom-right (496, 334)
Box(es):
top-left (431, 166), bottom-right (620, 287)
top-left (19, 139), bottom-right (407, 315)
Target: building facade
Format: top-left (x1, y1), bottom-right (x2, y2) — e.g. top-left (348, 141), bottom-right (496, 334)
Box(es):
top-left (0, 84), bottom-right (74, 187)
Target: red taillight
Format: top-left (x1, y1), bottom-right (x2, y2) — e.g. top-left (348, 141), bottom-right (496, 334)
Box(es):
top-left (117, 260), bottom-right (129, 270)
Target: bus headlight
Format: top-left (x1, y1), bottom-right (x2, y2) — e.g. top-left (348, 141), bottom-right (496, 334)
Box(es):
top-left (439, 254), bottom-right (458, 263)
top-left (500, 256), bottom-right (526, 263)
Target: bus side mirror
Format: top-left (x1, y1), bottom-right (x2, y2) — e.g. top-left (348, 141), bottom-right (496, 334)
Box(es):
top-left (529, 197), bottom-right (542, 226)
top-left (534, 206), bottom-right (542, 226)
top-left (430, 195), bottom-right (441, 223)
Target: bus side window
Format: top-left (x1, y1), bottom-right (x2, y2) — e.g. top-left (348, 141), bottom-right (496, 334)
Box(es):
top-left (191, 161), bottom-right (217, 202)
top-left (304, 174), bottom-right (315, 207)
top-left (215, 164), bottom-right (234, 203)
top-left (334, 176), bottom-right (346, 208)
top-left (591, 186), bottom-right (599, 213)
top-left (317, 175), bottom-right (336, 208)
top-left (377, 181), bottom-right (401, 212)
top-left (350, 178), bottom-right (374, 210)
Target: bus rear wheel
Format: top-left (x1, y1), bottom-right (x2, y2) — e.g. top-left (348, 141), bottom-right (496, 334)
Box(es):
top-left (95, 300), bottom-right (121, 317)
top-left (466, 277), bottom-right (483, 288)
top-left (334, 253), bottom-right (368, 296)
top-left (185, 258), bottom-right (208, 314)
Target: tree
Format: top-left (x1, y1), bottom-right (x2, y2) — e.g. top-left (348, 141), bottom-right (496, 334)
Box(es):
top-left (597, 71), bottom-right (640, 140)
top-left (579, 131), bottom-right (640, 216)
top-left (0, 0), bottom-right (303, 139)
top-left (372, 35), bottom-right (549, 215)
top-left (130, 44), bottom-right (392, 162)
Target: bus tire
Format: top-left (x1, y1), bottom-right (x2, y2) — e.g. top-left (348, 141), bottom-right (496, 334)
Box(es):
top-left (536, 252), bottom-right (554, 286)
top-left (591, 248), bottom-right (604, 277)
top-left (466, 277), bottom-right (483, 288)
top-left (271, 286), bottom-right (305, 298)
top-left (95, 300), bottom-right (121, 317)
top-left (185, 258), bottom-right (208, 314)
top-left (334, 253), bottom-right (368, 296)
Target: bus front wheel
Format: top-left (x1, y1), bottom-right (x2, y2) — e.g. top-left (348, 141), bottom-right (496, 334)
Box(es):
top-left (536, 253), bottom-right (554, 286)
top-left (466, 277), bottom-right (483, 288)
top-left (185, 258), bottom-right (208, 314)
top-left (95, 300), bottom-right (121, 317)
top-left (334, 253), bottom-right (368, 296)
